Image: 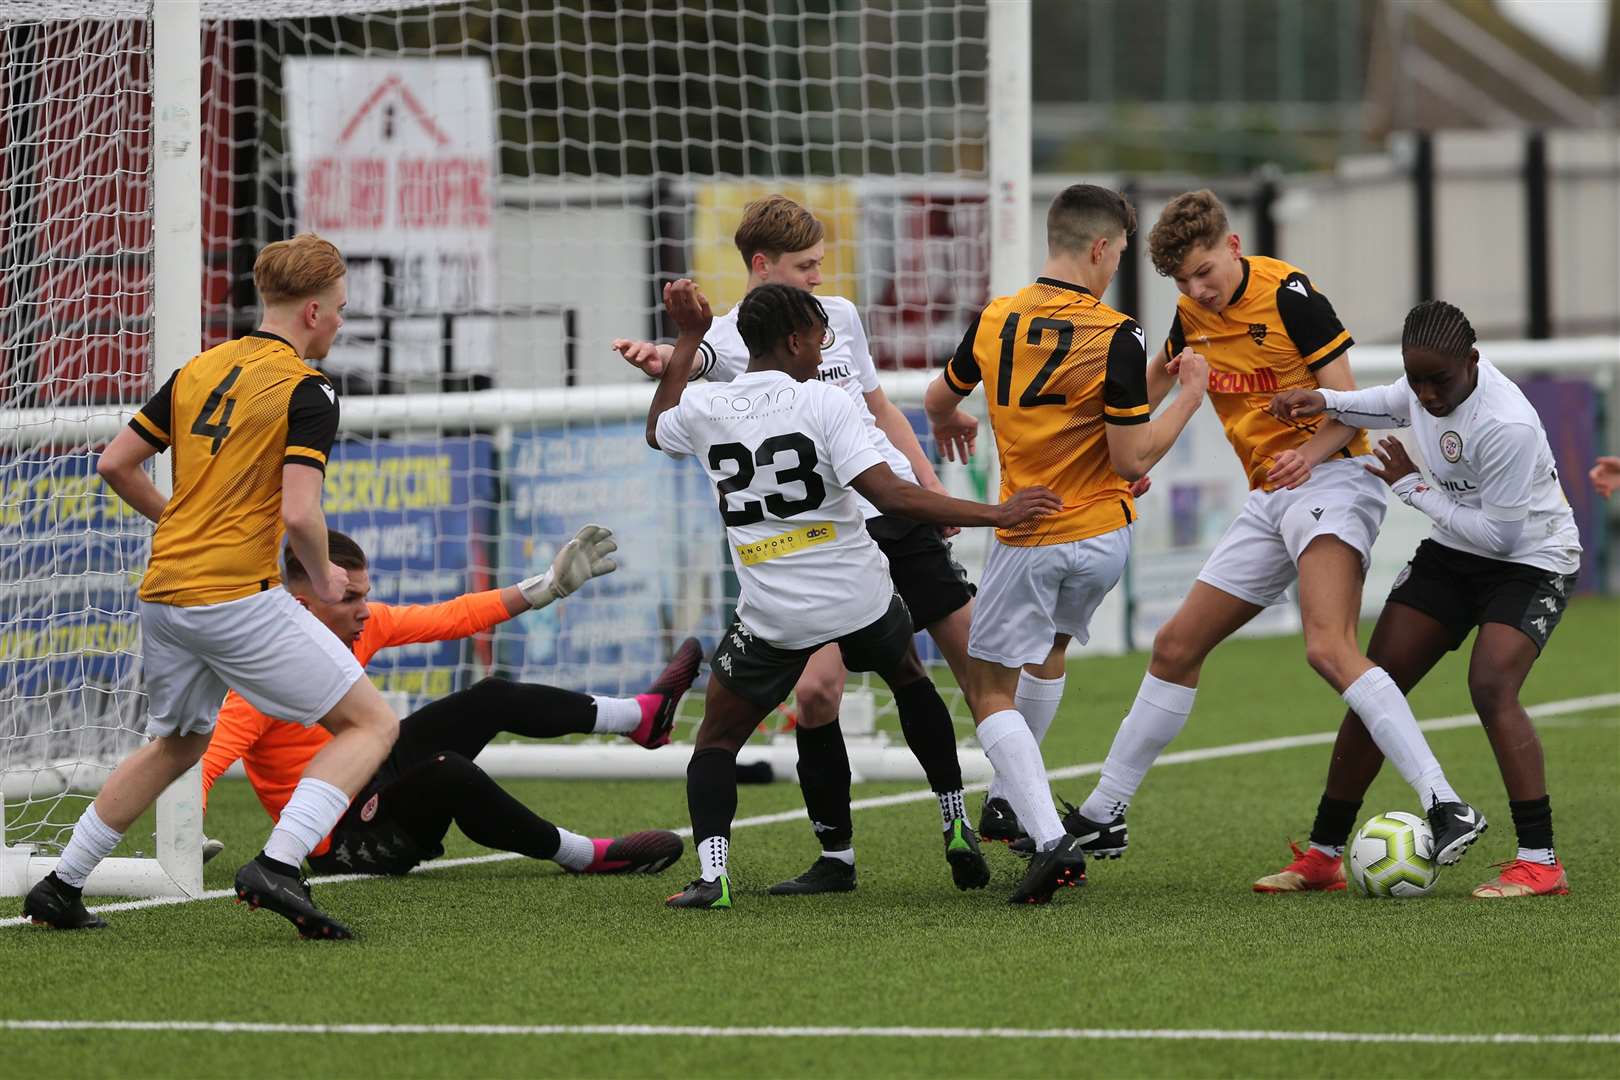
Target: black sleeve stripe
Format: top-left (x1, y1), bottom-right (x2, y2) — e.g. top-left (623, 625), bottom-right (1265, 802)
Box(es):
top-left (695, 340), bottom-right (716, 380)
top-left (1103, 318), bottom-right (1151, 412)
top-left (286, 376), bottom-right (340, 458)
top-left (136, 370), bottom-right (178, 440)
top-left (1167, 311), bottom-right (1187, 357)
top-left (128, 417), bottom-right (167, 449)
top-left (1104, 412), bottom-right (1150, 426)
top-left (946, 312), bottom-right (984, 388)
top-left (1306, 337), bottom-right (1354, 372)
top-left (283, 453), bottom-right (328, 472)
top-left (1276, 273), bottom-right (1349, 360)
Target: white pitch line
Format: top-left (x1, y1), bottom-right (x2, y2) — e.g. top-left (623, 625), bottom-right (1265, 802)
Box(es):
top-left (0, 1019), bottom-right (1617, 1046)
top-left (4, 691), bottom-right (1616, 928)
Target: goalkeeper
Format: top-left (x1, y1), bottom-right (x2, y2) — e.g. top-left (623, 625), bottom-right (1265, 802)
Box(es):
top-left (200, 526), bottom-right (702, 878)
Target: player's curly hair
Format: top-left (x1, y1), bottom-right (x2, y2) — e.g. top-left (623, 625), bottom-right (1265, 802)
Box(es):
top-left (734, 195), bottom-right (824, 270)
top-left (1047, 184), bottom-right (1137, 254)
top-left (1402, 300), bottom-right (1477, 361)
top-left (1148, 189), bottom-right (1230, 277)
top-left (254, 233), bottom-right (346, 305)
top-left (736, 283), bottom-right (829, 359)
top-left (284, 530), bottom-right (367, 585)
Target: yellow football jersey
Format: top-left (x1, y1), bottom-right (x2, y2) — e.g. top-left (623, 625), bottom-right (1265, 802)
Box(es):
top-left (945, 277), bottom-right (1149, 546)
top-left (130, 332), bottom-right (338, 606)
top-left (1168, 255), bottom-right (1369, 491)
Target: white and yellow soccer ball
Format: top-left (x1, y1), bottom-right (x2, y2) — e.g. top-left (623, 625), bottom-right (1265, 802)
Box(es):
top-left (1348, 811), bottom-right (1439, 898)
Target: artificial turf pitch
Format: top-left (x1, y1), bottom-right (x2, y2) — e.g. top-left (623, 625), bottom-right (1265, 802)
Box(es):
top-left (6, 597), bottom-right (1617, 1078)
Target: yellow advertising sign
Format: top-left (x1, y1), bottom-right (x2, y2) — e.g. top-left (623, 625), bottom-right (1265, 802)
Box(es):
top-left (690, 181), bottom-right (861, 313)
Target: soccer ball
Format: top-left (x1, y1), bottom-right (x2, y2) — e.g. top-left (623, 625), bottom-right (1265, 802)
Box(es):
top-left (1348, 811), bottom-right (1439, 898)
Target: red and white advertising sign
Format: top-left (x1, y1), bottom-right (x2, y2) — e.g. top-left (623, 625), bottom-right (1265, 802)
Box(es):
top-left (284, 58), bottom-right (497, 314)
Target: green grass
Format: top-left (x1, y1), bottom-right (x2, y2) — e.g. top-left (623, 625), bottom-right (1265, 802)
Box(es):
top-left (7, 598), bottom-right (1619, 1078)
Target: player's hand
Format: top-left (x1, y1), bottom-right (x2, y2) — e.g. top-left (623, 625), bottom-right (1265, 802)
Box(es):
top-left (933, 408), bottom-right (978, 463)
top-left (1266, 448), bottom-right (1315, 490)
top-left (612, 338), bottom-right (668, 377)
top-left (314, 561), bottom-right (349, 605)
top-left (1591, 455), bottom-right (1620, 498)
top-left (1128, 475), bottom-right (1152, 499)
top-left (1175, 348), bottom-right (1209, 398)
top-left (663, 279), bottom-right (713, 338)
top-left (1364, 436), bottom-right (1420, 487)
top-left (995, 486), bottom-right (1064, 528)
top-left (1269, 388), bottom-right (1326, 421)
top-left (519, 524), bottom-right (619, 609)
top-left (924, 477), bottom-right (960, 538)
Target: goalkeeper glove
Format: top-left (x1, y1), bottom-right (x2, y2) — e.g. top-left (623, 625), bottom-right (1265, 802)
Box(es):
top-left (518, 524), bottom-right (618, 609)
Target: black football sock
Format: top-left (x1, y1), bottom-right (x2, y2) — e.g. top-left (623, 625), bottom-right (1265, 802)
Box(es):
top-left (892, 677), bottom-right (966, 828)
top-left (795, 720), bottom-right (854, 852)
top-left (688, 746), bottom-right (738, 881)
top-left (1509, 795), bottom-right (1555, 864)
top-left (1308, 794), bottom-right (1362, 853)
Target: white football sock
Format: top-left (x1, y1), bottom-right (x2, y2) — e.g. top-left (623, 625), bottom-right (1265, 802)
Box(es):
top-left (1341, 667), bottom-right (1459, 805)
top-left (1079, 672), bottom-right (1197, 821)
top-left (591, 695), bottom-right (642, 735)
top-left (820, 847), bottom-right (855, 866)
top-left (1516, 846), bottom-right (1556, 867)
top-left (698, 835), bottom-right (728, 881)
top-left (937, 788), bottom-right (967, 829)
top-left (263, 777), bottom-right (352, 867)
top-left (552, 828), bottom-right (595, 870)
top-left (53, 803), bottom-right (123, 889)
top-left (1309, 841), bottom-right (1344, 859)
top-left (975, 710), bottom-right (1064, 851)
top-left (988, 671), bottom-right (1065, 804)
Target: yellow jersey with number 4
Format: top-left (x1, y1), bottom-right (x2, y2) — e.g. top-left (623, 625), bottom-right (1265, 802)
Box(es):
top-left (129, 331), bottom-right (338, 606)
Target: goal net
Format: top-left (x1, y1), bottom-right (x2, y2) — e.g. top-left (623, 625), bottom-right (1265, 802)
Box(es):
top-left (2, 0), bottom-right (1002, 893)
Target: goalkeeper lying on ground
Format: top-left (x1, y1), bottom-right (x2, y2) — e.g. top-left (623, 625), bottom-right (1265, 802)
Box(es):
top-left (200, 526), bottom-right (702, 878)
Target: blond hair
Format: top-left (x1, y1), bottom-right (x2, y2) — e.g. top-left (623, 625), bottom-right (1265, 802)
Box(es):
top-left (253, 233), bottom-right (346, 305)
top-left (1148, 190), bottom-right (1230, 277)
top-left (733, 195), bottom-right (824, 270)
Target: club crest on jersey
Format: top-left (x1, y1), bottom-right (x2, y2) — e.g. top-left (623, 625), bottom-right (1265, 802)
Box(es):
top-left (820, 324), bottom-right (837, 350)
top-left (360, 793), bottom-right (380, 822)
top-left (1247, 323), bottom-right (1268, 345)
top-left (1440, 431), bottom-right (1463, 463)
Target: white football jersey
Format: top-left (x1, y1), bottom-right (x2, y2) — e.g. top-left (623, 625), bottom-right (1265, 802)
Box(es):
top-left (694, 293), bottom-right (917, 517)
top-left (1326, 358), bottom-right (1580, 574)
top-left (656, 369), bottom-right (895, 648)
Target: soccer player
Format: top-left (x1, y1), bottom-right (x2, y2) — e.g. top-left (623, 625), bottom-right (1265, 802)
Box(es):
top-left (648, 279), bottom-right (1059, 909)
top-left (23, 235), bottom-right (399, 939)
top-left (925, 184), bottom-right (1209, 903)
top-left (1257, 301), bottom-right (1581, 897)
top-left (615, 195), bottom-right (985, 896)
top-left (1066, 190), bottom-right (1487, 871)
top-left (199, 528), bottom-right (699, 879)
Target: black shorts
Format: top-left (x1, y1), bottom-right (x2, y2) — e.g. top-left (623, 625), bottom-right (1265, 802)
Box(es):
top-left (305, 762), bottom-right (440, 877)
top-left (865, 514), bottom-right (975, 630)
top-left (1386, 539), bottom-right (1577, 654)
top-left (709, 594), bottom-right (916, 709)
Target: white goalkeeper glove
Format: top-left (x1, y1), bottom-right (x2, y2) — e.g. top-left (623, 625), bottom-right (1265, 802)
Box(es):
top-left (518, 524), bottom-right (618, 609)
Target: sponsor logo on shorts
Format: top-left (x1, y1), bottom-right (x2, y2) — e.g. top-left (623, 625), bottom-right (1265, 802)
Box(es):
top-left (1393, 562), bottom-right (1413, 589)
top-left (717, 652), bottom-right (734, 675)
top-left (729, 630), bottom-right (749, 654)
top-left (1439, 431), bottom-right (1463, 463)
top-left (1531, 615), bottom-right (1548, 637)
top-left (360, 793), bottom-right (379, 822)
top-left (1540, 596), bottom-right (1558, 612)
top-left (736, 522), bottom-right (838, 566)
top-left (1247, 323), bottom-right (1268, 344)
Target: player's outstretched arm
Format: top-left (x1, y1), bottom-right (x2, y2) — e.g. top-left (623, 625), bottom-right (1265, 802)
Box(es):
top-left (514, 524), bottom-right (619, 612)
top-left (646, 279), bottom-right (712, 450)
top-left (1105, 348), bottom-right (1209, 482)
top-left (97, 426), bottom-right (168, 522)
top-left (850, 462), bottom-right (1060, 530)
top-left (611, 338), bottom-right (675, 378)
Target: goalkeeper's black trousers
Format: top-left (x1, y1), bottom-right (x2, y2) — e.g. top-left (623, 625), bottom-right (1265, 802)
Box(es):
top-left (306, 677), bottom-right (598, 875)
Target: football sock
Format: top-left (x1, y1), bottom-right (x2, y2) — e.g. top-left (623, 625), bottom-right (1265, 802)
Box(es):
top-left (988, 671), bottom-right (1065, 804)
top-left (592, 695), bottom-right (644, 735)
top-left (937, 789), bottom-right (967, 830)
top-left (1510, 796), bottom-right (1556, 865)
top-left (687, 746), bottom-right (737, 882)
top-left (551, 828), bottom-right (595, 871)
top-left (1079, 672), bottom-right (1197, 821)
top-left (1308, 794), bottom-right (1362, 855)
top-left (1340, 667), bottom-right (1459, 805)
top-left (264, 776), bottom-right (352, 867)
top-left (975, 709), bottom-right (1064, 851)
top-left (53, 803), bottom-right (123, 889)
top-left (893, 677), bottom-right (965, 794)
top-left (820, 847), bottom-right (855, 866)
top-left (794, 720), bottom-right (854, 852)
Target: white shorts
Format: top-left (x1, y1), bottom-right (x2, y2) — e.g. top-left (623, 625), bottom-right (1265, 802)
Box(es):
top-left (1196, 456), bottom-right (1388, 608)
top-left (967, 525), bottom-right (1133, 668)
top-left (140, 587), bottom-right (364, 738)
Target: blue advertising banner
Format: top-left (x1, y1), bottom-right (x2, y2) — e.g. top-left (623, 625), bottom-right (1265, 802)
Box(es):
top-left (498, 422), bottom-right (728, 697)
top-left (323, 436), bottom-right (496, 701)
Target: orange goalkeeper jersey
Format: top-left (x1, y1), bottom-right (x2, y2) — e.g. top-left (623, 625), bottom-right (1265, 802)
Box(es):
top-left (199, 590), bottom-right (510, 856)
